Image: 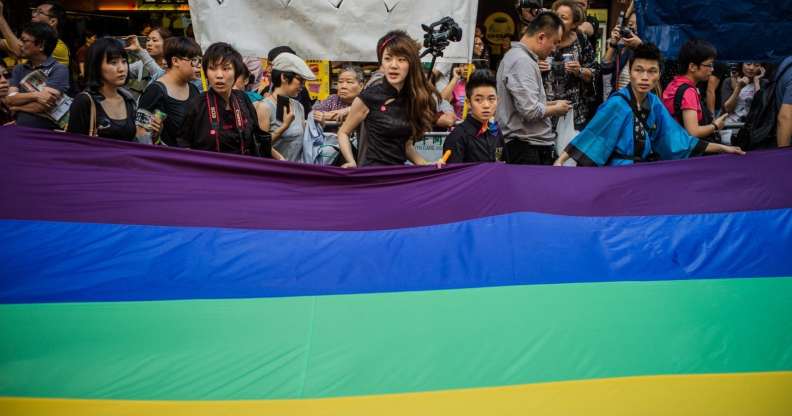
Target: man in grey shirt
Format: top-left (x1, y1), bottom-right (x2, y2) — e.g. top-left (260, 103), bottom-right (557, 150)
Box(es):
top-left (6, 23), bottom-right (68, 130)
top-left (496, 12), bottom-right (571, 165)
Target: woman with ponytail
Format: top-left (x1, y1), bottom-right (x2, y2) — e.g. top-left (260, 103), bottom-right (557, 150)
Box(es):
top-left (337, 30), bottom-right (441, 167)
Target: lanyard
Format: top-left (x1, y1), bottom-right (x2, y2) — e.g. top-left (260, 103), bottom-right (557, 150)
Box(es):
top-left (206, 90), bottom-right (245, 154)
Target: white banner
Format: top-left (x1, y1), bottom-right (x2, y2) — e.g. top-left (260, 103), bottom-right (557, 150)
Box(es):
top-left (187, 0), bottom-right (478, 62)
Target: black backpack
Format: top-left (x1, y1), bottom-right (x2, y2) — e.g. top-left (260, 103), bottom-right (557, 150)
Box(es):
top-left (734, 61), bottom-right (792, 150)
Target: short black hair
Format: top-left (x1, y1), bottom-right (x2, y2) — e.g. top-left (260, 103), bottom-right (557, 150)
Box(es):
top-left (465, 69), bottom-right (497, 99)
top-left (271, 69), bottom-right (298, 88)
top-left (38, 1), bottom-right (65, 29)
top-left (164, 36), bottom-right (201, 68)
top-left (677, 39), bottom-right (717, 75)
top-left (202, 42), bottom-right (245, 79)
top-left (22, 23), bottom-right (58, 57)
top-left (524, 11), bottom-right (564, 37)
top-left (630, 43), bottom-right (663, 67)
top-left (267, 46), bottom-right (296, 63)
top-left (236, 63), bottom-right (251, 83)
top-left (85, 37), bottom-right (128, 91)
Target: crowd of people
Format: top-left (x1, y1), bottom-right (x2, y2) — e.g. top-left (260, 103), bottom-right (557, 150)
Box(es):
top-left (1, 0), bottom-right (791, 170)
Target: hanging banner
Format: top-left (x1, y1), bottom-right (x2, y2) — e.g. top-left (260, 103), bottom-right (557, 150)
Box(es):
top-left (187, 0), bottom-right (478, 62)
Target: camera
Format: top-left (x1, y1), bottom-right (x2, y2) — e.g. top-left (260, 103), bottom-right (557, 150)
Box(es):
top-left (420, 16), bottom-right (463, 73)
top-left (620, 27), bottom-right (634, 39)
top-left (421, 17), bottom-right (463, 53)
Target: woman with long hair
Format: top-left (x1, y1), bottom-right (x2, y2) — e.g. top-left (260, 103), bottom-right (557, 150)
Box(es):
top-left (336, 30), bottom-right (440, 167)
top-left (67, 37), bottom-right (159, 141)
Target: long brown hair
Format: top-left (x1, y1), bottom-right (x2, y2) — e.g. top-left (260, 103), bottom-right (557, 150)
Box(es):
top-left (376, 31), bottom-right (437, 141)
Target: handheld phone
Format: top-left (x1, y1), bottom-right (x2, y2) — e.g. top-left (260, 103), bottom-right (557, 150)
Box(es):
top-left (276, 95), bottom-right (290, 122)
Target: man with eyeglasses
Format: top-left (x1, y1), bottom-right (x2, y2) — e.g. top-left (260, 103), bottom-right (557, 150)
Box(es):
top-left (5, 22), bottom-right (68, 130)
top-left (0, 1), bottom-right (70, 66)
top-left (554, 43), bottom-right (744, 167)
top-left (138, 36), bottom-right (204, 146)
top-left (662, 39), bottom-right (729, 142)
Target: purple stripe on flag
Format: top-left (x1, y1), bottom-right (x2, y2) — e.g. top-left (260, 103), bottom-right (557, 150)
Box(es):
top-left (1, 126), bottom-right (791, 231)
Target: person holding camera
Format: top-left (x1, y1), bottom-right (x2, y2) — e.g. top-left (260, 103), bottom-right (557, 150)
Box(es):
top-left (496, 12), bottom-right (571, 165)
top-left (545, 0), bottom-right (597, 131)
top-left (441, 63), bottom-right (471, 120)
top-left (574, 0), bottom-right (600, 51)
top-left (602, 11), bottom-right (642, 94)
top-left (718, 63), bottom-right (767, 144)
top-left (516, 0), bottom-right (546, 27)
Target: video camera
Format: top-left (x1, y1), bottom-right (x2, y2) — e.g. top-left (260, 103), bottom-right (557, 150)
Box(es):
top-left (420, 16), bottom-right (463, 73)
top-left (616, 11), bottom-right (634, 39)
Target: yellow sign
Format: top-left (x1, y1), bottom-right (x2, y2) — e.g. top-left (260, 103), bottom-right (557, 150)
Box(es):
top-left (588, 8), bottom-right (609, 25)
top-left (304, 60), bottom-right (330, 101)
top-left (484, 12), bottom-right (516, 56)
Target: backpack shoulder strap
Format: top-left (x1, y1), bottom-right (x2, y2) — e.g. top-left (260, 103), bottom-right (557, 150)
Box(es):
top-left (774, 60), bottom-right (792, 84)
top-left (673, 83), bottom-right (691, 123)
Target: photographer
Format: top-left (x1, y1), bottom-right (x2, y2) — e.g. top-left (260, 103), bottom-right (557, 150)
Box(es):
top-left (496, 12), bottom-right (571, 165)
top-left (545, 0), bottom-right (598, 131)
top-left (719, 63), bottom-right (767, 144)
top-left (441, 63), bottom-right (470, 120)
top-left (574, 0), bottom-right (600, 51)
top-left (516, 0), bottom-right (546, 27)
top-left (602, 11), bottom-right (642, 94)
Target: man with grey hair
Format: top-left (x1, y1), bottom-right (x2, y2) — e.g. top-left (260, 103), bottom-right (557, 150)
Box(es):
top-left (312, 65), bottom-right (366, 124)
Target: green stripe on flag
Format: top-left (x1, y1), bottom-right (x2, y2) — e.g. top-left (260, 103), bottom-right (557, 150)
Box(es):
top-left (2, 277), bottom-right (791, 400)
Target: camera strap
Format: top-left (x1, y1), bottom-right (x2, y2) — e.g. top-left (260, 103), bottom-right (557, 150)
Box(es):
top-left (206, 90), bottom-right (245, 154)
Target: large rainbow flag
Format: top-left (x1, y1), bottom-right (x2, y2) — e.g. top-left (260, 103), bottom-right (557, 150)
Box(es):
top-left (1, 126), bottom-right (791, 415)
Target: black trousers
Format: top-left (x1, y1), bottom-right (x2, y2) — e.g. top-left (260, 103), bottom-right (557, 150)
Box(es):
top-left (504, 139), bottom-right (557, 165)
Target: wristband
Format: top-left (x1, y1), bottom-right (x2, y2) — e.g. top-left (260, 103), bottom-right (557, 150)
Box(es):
top-left (711, 123), bottom-right (719, 132)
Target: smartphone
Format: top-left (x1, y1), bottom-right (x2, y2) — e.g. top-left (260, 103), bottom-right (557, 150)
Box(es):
top-left (276, 95), bottom-right (290, 122)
